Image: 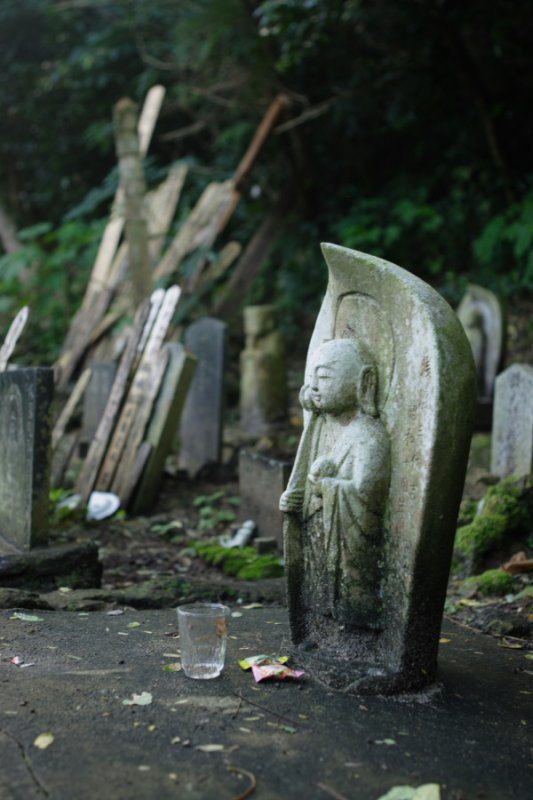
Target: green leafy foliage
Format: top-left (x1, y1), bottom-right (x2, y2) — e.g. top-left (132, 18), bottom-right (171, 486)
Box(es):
top-left (1, 0), bottom-right (532, 367)
top-left (192, 491), bottom-right (239, 531)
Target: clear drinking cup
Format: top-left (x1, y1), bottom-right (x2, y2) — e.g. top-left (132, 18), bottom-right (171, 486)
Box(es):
top-left (177, 603), bottom-right (230, 679)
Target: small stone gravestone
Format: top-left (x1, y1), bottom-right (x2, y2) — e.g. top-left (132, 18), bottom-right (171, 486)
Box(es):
top-left (178, 318), bottom-right (227, 478)
top-left (132, 343), bottom-right (196, 512)
top-left (239, 449), bottom-right (291, 548)
top-left (80, 362), bottom-right (117, 456)
top-left (280, 244), bottom-right (476, 694)
top-left (457, 284), bottom-right (505, 401)
top-left (491, 364), bottom-right (533, 479)
top-left (0, 368), bottom-right (53, 551)
top-left (240, 305), bottom-right (288, 436)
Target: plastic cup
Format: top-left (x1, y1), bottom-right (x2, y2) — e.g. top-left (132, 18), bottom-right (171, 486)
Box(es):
top-left (177, 603), bottom-right (230, 679)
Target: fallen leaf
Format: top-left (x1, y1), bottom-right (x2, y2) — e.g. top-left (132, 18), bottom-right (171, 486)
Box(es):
top-left (231, 612), bottom-right (243, 618)
top-left (58, 587), bottom-right (72, 593)
top-left (163, 663), bottom-right (182, 673)
top-left (122, 692), bottom-right (153, 706)
top-left (279, 724), bottom-right (297, 734)
top-left (171, 736), bottom-right (181, 744)
top-left (34, 733), bottom-right (54, 750)
top-left (439, 638), bottom-right (450, 644)
top-left (107, 609), bottom-right (125, 616)
top-left (127, 622), bottom-right (141, 629)
top-left (195, 744), bottom-right (225, 752)
top-left (138, 765), bottom-right (150, 772)
top-left (374, 738), bottom-right (397, 746)
top-left (148, 725), bottom-right (156, 732)
top-left (11, 613), bottom-right (43, 622)
top-left (242, 603), bottom-right (263, 610)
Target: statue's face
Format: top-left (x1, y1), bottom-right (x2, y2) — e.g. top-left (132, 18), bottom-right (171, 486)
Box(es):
top-left (308, 340), bottom-right (361, 414)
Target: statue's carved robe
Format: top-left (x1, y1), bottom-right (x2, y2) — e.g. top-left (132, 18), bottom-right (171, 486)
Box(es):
top-left (299, 412), bottom-right (390, 629)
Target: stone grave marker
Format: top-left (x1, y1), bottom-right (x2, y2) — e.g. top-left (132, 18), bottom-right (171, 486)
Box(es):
top-left (0, 368), bottom-right (53, 552)
top-left (457, 284), bottom-right (505, 401)
top-left (132, 343), bottom-right (196, 512)
top-left (239, 449), bottom-right (291, 548)
top-left (240, 305), bottom-right (288, 436)
top-left (491, 363), bottom-right (533, 479)
top-left (178, 318), bottom-right (227, 478)
top-left (80, 362), bottom-right (117, 456)
top-left (280, 244), bottom-right (476, 694)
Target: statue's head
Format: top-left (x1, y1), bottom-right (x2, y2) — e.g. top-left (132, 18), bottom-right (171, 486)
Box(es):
top-left (306, 338), bottom-right (379, 417)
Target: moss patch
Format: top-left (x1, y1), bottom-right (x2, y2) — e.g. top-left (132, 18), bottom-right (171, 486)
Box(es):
top-left (455, 478), bottom-right (531, 560)
top-left (463, 569), bottom-right (517, 597)
top-left (194, 542), bottom-right (284, 580)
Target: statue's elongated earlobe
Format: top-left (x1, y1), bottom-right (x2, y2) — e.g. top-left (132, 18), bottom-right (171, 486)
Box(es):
top-left (359, 365), bottom-right (379, 417)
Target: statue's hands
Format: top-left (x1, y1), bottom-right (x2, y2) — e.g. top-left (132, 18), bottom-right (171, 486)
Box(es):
top-left (280, 488), bottom-right (304, 513)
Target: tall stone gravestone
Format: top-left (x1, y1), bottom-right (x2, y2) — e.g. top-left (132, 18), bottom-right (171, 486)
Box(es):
top-left (239, 449), bottom-right (291, 548)
top-left (280, 244), bottom-right (476, 694)
top-left (457, 284), bottom-right (505, 402)
top-left (179, 318), bottom-right (227, 478)
top-left (80, 362), bottom-right (117, 456)
top-left (240, 305), bottom-right (288, 436)
top-left (491, 364), bottom-right (533, 479)
top-left (0, 368), bottom-right (53, 551)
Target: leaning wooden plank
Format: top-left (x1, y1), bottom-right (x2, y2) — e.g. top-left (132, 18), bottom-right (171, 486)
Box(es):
top-left (0, 306), bottom-right (29, 372)
top-left (51, 430), bottom-right (80, 489)
top-left (110, 346), bottom-right (170, 499)
top-left (147, 162), bottom-right (188, 263)
top-left (52, 367), bottom-right (92, 451)
top-left (213, 207), bottom-right (285, 318)
top-left (113, 97), bottom-right (151, 307)
top-left (131, 343), bottom-right (197, 513)
top-left (215, 93), bottom-right (291, 235)
top-left (75, 298), bottom-right (153, 503)
top-left (120, 441), bottom-right (153, 510)
top-left (87, 85), bottom-right (166, 296)
top-left (153, 180), bottom-right (235, 281)
top-left (95, 285), bottom-right (181, 491)
top-left (56, 86), bottom-right (166, 386)
top-left (181, 94), bottom-right (290, 291)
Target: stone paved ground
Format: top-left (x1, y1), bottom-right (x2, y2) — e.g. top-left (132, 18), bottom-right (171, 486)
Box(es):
top-left (0, 606), bottom-right (531, 800)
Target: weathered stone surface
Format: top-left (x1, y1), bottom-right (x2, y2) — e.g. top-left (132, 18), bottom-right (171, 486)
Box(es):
top-left (457, 284), bottom-right (505, 400)
top-left (178, 318), bottom-right (227, 478)
top-left (239, 449), bottom-right (291, 547)
top-left (0, 368), bottom-right (53, 552)
top-left (132, 343), bottom-right (196, 512)
top-left (0, 587), bottom-right (53, 610)
top-left (240, 305), bottom-right (288, 436)
top-left (491, 364), bottom-right (533, 478)
top-left (0, 541), bottom-right (102, 591)
top-left (280, 243), bottom-right (477, 694)
top-left (80, 361), bottom-right (116, 453)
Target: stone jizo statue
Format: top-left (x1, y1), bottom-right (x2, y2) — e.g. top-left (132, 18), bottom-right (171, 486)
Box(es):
top-left (281, 243), bottom-right (476, 694)
top-left (280, 338), bottom-right (390, 630)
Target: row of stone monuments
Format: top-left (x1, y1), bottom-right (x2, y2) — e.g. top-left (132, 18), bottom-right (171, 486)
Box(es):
top-left (1, 244), bottom-right (531, 696)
